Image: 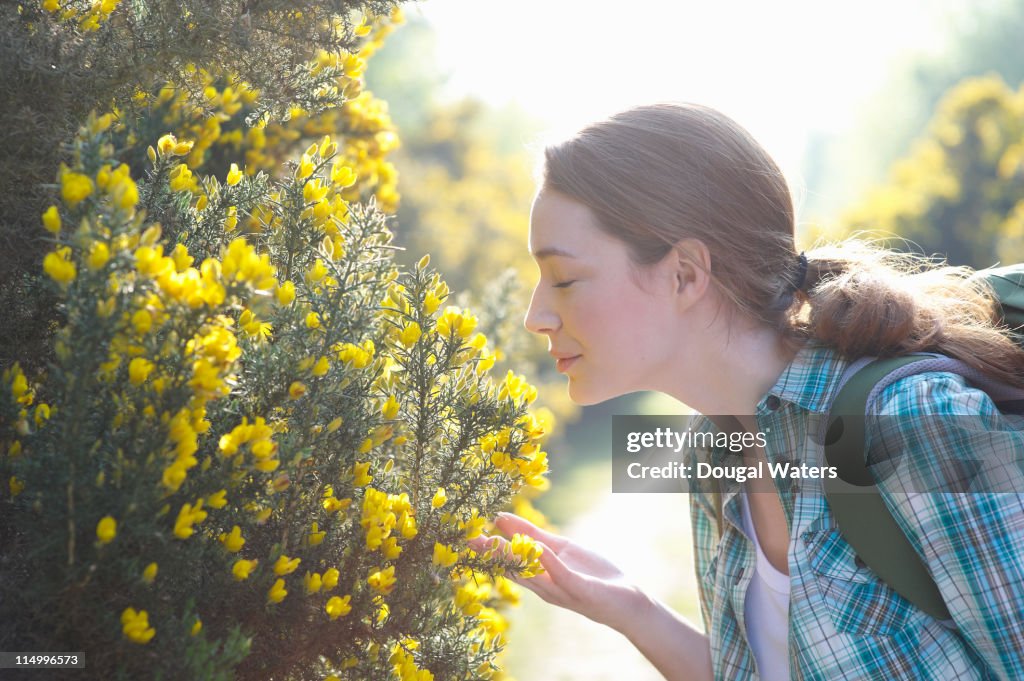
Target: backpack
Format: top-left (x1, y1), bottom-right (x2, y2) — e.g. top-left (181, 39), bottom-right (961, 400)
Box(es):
top-left (823, 263), bottom-right (1024, 621)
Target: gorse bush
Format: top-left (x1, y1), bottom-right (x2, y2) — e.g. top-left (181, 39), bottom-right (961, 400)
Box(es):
top-left (0, 113), bottom-right (550, 680)
top-left (113, 17), bottom-right (402, 219)
top-left (0, 0), bottom-right (402, 371)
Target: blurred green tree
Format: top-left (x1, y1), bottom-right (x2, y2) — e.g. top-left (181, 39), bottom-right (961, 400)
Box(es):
top-left (802, 0), bottom-right (1024, 223)
top-left (826, 75), bottom-right (1024, 268)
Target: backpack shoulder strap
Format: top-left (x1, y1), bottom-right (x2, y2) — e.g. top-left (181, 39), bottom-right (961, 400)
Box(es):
top-left (972, 263), bottom-right (1024, 337)
top-left (825, 354), bottom-right (953, 621)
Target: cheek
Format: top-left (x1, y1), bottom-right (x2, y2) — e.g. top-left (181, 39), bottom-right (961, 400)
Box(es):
top-left (602, 288), bottom-right (669, 336)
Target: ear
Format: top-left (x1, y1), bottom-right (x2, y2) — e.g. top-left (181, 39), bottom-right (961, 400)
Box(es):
top-left (670, 238), bottom-right (712, 299)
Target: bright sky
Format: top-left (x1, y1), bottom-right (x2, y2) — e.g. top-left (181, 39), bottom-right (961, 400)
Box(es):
top-left (407, 0), bottom-right (951, 182)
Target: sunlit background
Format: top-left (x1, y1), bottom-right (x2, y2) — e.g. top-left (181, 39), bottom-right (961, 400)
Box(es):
top-left (364, 1), bottom-right (1024, 677)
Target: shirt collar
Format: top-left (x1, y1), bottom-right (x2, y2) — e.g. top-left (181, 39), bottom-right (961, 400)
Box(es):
top-left (757, 341), bottom-right (852, 414)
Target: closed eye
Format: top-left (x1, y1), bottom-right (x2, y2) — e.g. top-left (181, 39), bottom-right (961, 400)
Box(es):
top-left (553, 280), bottom-right (576, 289)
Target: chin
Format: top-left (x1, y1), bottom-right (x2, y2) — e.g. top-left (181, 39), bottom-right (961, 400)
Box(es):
top-left (567, 379), bottom-right (618, 406)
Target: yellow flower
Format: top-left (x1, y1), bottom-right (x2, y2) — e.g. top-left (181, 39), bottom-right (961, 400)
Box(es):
top-left (131, 309), bottom-right (152, 335)
top-left (322, 567), bottom-right (340, 591)
top-left (42, 206), bottom-right (61, 234)
top-left (311, 356), bottom-right (330, 377)
top-left (161, 461), bottom-right (188, 492)
top-left (432, 542), bottom-right (459, 568)
top-left (43, 248), bottom-right (77, 286)
top-left (224, 205), bottom-right (238, 231)
top-left (288, 381), bottom-right (306, 400)
top-left (307, 521), bottom-right (326, 546)
top-left (226, 163), bottom-right (243, 186)
top-left (128, 357), bottom-right (155, 385)
top-left (352, 461), bottom-right (372, 487)
top-left (121, 607), bottom-right (156, 644)
top-left (331, 163), bottom-right (357, 188)
top-left (436, 306), bottom-right (477, 339)
top-left (97, 516), bottom-right (117, 544)
top-left (305, 312), bottom-right (321, 329)
top-left (61, 172), bottom-right (94, 207)
top-left (273, 554), bottom-right (301, 575)
top-left (424, 291), bottom-right (441, 315)
top-left (367, 566), bottom-right (396, 594)
top-left (462, 508), bottom-right (486, 540)
top-left (87, 242), bottom-right (110, 270)
top-left (173, 140), bottom-right (194, 156)
top-left (398, 322), bottom-right (421, 348)
top-left (326, 595), bottom-right (352, 620)
top-left (381, 394), bottom-right (400, 420)
top-left (218, 525), bottom-right (245, 553)
top-left (431, 488), bottom-right (447, 509)
top-left (110, 174), bottom-right (138, 211)
top-left (304, 571), bottom-right (322, 594)
top-left (9, 476), bottom-right (25, 496)
top-left (303, 178), bottom-right (329, 204)
top-left (206, 489), bottom-right (227, 509)
top-left (34, 404), bottom-right (50, 426)
top-left (190, 618), bottom-right (202, 636)
top-left (267, 578), bottom-right (288, 604)
top-left (319, 135), bottom-right (337, 158)
top-left (276, 280), bottom-right (296, 306)
top-left (296, 154), bottom-right (315, 180)
top-left (157, 133), bottom-right (179, 156)
top-left (170, 243), bottom-right (194, 272)
top-left (142, 562), bottom-right (158, 584)
top-left (173, 501), bottom-right (207, 539)
top-left (509, 533), bottom-right (545, 578)
top-left (382, 536), bottom-right (402, 560)
top-left (306, 258), bottom-right (328, 285)
top-left (169, 164), bottom-right (193, 192)
top-left (232, 558), bottom-right (258, 581)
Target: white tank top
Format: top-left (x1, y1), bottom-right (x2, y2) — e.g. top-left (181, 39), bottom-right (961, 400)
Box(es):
top-left (738, 488), bottom-right (792, 681)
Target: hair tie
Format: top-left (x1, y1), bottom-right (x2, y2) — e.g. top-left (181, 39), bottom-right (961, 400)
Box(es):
top-left (793, 251), bottom-right (808, 292)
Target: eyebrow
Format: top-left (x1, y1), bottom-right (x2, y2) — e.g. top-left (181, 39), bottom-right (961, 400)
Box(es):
top-left (531, 246), bottom-right (578, 261)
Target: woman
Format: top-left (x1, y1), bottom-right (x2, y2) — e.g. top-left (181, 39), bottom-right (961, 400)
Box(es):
top-left (471, 103), bottom-right (1024, 680)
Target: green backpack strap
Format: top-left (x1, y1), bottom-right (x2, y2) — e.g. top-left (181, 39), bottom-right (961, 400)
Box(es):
top-left (824, 355), bottom-right (952, 621)
top-left (972, 263), bottom-right (1024, 338)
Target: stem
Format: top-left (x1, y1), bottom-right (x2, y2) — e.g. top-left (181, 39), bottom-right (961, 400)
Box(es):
top-left (67, 463), bottom-right (75, 567)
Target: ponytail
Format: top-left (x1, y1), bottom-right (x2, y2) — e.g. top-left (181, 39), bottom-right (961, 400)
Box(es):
top-left (784, 237), bottom-right (1024, 388)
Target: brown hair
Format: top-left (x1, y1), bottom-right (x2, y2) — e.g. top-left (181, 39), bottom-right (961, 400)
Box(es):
top-left (540, 102), bottom-right (1024, 388)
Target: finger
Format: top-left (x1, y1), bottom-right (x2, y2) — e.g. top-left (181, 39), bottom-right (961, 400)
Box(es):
top-left (468, 536), bottom-right (566, 599)
top-left (467, 534), bottom-right (506, 557)
top-left (534, 540), bottom-right (574, 587)
top-left (514, 572), bottom-right (563, 605)
top-left (493, 513), bottom-right (569, 551)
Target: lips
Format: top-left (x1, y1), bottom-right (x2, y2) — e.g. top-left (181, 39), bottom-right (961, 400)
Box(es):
top-left (554, 355), bottom-right (580, 373)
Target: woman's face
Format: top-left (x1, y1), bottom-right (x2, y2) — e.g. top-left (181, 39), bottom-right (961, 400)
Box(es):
top-left (524, 190), bottom-right (685, 405)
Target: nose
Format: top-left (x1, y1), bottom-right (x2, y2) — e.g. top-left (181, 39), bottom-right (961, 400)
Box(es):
top-left (523, 283), bottom-right (559, 336)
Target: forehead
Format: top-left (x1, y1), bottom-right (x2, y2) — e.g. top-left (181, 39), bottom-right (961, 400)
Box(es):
top-left (528, 191), bottom-right (610, 258)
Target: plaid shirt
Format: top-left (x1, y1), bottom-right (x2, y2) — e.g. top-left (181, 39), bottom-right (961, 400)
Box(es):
top-left (687, 341), bottom-right (1024, 680)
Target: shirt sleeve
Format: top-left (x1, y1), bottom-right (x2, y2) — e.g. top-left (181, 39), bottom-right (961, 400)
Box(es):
top-left (867, 371), bottom-right (1024, 679)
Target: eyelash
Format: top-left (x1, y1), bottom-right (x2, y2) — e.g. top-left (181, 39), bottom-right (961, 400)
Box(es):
top-left (553, 280), bottom-right (576, 289)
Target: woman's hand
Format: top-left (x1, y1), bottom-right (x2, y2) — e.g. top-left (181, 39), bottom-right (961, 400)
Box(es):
top-left (470, 512), bottom-right (650, 635)
top-left (474, 512), bottom-right (714, 681)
